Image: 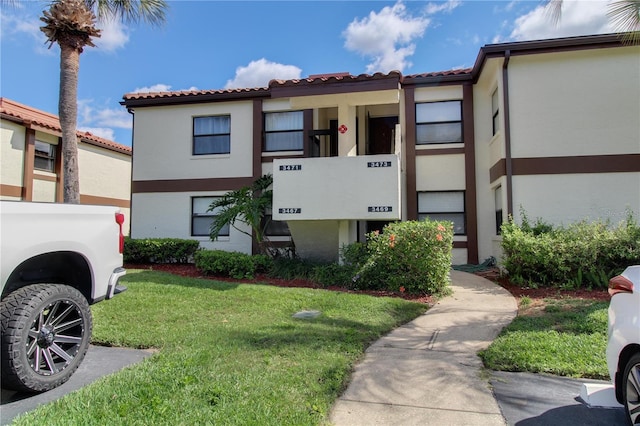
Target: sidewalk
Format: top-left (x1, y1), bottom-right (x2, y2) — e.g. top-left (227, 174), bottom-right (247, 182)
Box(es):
top-left (330, 270), bottom-right (518, 425)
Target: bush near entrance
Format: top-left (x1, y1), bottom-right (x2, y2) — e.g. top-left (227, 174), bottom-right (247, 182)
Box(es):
top-left (501, 212), bottom-right (640, 288)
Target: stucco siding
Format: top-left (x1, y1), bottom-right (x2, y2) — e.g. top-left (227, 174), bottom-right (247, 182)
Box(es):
top-left (132, 102), bottom-right (254, 181)
top-left (131, 192), bottom-right (253, 253)
top-left (415, 154), bottom-right (466, 191)
top-left (508, 46), bottom-right (640, 158)
top-left (1, 121), bottom-right (25, 189)
top-left (512, 172), bottom-right (640, 226)
top-left (79, 144), bottom-right (131, 201)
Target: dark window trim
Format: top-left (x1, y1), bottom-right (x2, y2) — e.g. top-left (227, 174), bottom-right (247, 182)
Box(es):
top-left (34, 140), bottom-right (56, 172)
top-left (191, 196), bottom-right (230, 237)
top-left (417, 190), bottom-right (467, 236)
top-left (492, 89), bottom-right (499, 136)
top-left (263, 111), bottom-right (304, 152)
top-left (415, 100), bottom-right (463, 145)
top-left (192, 115), bottom-right (231, 156)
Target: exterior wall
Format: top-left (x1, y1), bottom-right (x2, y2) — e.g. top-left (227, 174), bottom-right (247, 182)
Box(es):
top-left (132, 102), bottom-right (254, 181)
top-left (131, 192), bottom-right (253, 253)
top-left (0, 121), bottom-right (25, 198)
top-left (507, 46), bottom-right (640, 226)
top-left (1, 105), bottom-right (132, 233)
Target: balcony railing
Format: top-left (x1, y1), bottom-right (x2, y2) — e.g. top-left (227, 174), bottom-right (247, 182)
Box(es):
top-left (272, 154), bottom-right (401, 221)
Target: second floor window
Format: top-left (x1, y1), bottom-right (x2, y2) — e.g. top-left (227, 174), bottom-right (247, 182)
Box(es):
top-left (34, 140), bottom-right (56, 172)
top-left (416, 101), bottom-right (462, 144)
top-left (193, 115), bottom-right (230, 155)
top-left (492, 89), bottom-right (499, 136)
top-left (264, 111), bottom-right (303, 152)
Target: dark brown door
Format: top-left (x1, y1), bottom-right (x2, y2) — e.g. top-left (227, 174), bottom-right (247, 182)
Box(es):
top-left (368, 116), bottom-right (398, 155)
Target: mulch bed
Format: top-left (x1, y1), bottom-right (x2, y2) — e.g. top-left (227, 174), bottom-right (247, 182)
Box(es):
top-left (125, 264), bottom-right (610, 305)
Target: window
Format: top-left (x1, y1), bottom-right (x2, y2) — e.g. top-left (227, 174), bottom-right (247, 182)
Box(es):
top-left (191, 197), bottom-right (230, 237)
top-left (495, 185), bottom-right (503, 235)
top-left (264, 111), bottom-right (303, 151)
top-left (34, 140), bottom-right (56, 172)
top-left (416, 101), bottom-right (462, 144)
top-left (491, 89), bottom-right (499, 136)
top-left (418, 191), bottom-right (466, 235)
top-left (193, 116), bottom-right (230, 155)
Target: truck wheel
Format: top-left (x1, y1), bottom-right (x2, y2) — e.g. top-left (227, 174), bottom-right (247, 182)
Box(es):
top-left (1, 284), bottom-right (92, 392)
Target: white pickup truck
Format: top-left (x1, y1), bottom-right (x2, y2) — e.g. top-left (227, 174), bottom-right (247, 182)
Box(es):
top-left (1, 201), bottom-right (127, 392)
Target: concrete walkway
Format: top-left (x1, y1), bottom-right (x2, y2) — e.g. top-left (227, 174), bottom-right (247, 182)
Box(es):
top-left (330, 270), bottom-right (518, 425)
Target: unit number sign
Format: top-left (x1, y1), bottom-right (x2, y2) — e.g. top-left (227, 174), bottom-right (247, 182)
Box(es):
top-left (367, 161), bottom-right (391, 168)
top-left (279, 164), bottom-right (302, 171)
top-left (279, 208), bottom-right (302, 214)
top-left (368, 206), bottom-right (392, 213)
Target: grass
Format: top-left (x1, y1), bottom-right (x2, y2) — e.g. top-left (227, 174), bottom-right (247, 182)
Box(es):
top-left (12, 270), bottom-right (427, 426)
top-left (480, 297), bottom-right (609, 379)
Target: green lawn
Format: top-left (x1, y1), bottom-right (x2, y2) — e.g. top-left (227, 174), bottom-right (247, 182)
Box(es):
top-left (12, 270), bottom-right (427, 426)
top-left (480, 297), bottom-right (610, 379)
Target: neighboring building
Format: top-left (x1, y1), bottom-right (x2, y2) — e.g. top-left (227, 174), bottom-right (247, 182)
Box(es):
top-left (121, 34), bottom-right (640, 264)
top-left (1, 98), bottom-right (132, 233)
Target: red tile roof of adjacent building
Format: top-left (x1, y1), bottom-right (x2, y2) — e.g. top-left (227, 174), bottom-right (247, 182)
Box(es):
top-left (122, 86), bottom-right (269, 101)
top-left (0, 97), bottom-right (132, 155)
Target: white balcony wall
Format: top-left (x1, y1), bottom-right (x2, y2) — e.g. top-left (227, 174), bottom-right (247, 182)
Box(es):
top-left (272, 154), bottom-right (401, 221)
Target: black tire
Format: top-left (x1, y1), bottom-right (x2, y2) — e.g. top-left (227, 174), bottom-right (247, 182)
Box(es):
top-left (1, 284), bottom-right (92, 392)
top-left (623, 352), bottom-right (640, 425)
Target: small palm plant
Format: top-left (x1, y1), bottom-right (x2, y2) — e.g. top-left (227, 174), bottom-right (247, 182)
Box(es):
top-left (209, 174), bottom-right (279, 257)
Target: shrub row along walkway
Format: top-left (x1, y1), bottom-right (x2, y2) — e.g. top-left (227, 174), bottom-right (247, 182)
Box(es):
top-left (330, 270), bottom-right (518, 425)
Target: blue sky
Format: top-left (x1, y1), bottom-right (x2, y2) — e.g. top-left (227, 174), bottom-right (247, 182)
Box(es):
top-left (1, 0), bottom-right (617, 145)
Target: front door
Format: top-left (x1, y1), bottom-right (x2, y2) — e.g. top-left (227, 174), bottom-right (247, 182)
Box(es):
top-left (368, 116), bottom-right (398, 155)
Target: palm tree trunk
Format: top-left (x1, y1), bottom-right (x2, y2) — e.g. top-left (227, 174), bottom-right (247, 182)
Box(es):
top-left (59, 43), bottom-right (80, 204)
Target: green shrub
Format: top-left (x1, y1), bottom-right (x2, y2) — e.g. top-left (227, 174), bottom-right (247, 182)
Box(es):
top-left (351, 220), bottom-right (453, 295)
top-left (124, 237), bottom-right (200, 264)
top-left (501, 211), bottom-right (640, 288)
top-left (195, 250), bottom-right (259, 279)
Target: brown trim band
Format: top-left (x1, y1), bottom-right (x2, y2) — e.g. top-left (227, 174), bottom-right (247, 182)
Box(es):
top-left (80, 194), bottom-right (130, 209)
top-left (404, 86), bottom-right (417, 220)
top-left (462, 83), bottom-right (478, 264)
top-left (33, 173), bottom-right (57, 183)
top-left (415, 147), bottom-right (465, 156)
top-left (453, 241), bottom-right (468, 249)
top-left (491, 154), bottom-right (640, 180)
top-left (490, 159), bottom-right (506, 182)
top-left (0, 184), bottom-right (23, 198)
top-left (132, 177), bottom-right (255, 193)
top-left (261, 154), bottom-right (305, 163)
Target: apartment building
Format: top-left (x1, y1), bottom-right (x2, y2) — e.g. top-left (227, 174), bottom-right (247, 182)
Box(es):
top-left (1, 98), bottom-right (132, 232)
top-left (121, 34), bottom-right (640, 264)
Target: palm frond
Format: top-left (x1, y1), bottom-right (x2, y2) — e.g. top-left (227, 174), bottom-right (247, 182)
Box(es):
top-left (87, 0), bottom-right (167, 26)
top-left (545, 0), bottom-right (563, 27)
top-left (607, 0), bottom-right (640, 45)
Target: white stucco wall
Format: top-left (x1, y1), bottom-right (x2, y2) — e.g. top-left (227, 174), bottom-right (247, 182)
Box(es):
top-left (79, 144), bottom-right (131, 201)
top-left (132, 101), bottom-right (254, 181)
top-left (131, 192), bottom-right (253, 253)
top-left (508, 46), bottom-right (640, 158)
top-left (415, 154), bottom-right (466, 191)
top-left (1, 120), bottom-right (25, 191)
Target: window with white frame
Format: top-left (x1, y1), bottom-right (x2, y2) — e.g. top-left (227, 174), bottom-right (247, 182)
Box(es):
top-left (418, 191), bottom-right (466, 235)
top-left (34, 140), bottom-right (56, 172)
top-left (491, 89), bottom-right (499, 136)
top-left (193, 115), bottom-right (231, 155)
top-left (264, 111), bottom-right (304, 151)
top-left (416, 101), bottom-right (462, 144)
top-left (191, 197), bottom-right (230, 237)
top-left (494, 185), bottom-right (503, 235)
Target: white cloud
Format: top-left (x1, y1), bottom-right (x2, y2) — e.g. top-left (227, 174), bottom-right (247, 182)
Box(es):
top-left (132, 83), bottom-right (173, 93)
top-left (93, 107), bottom-right (132, 129)
top-left (78, 126), bottom-right (116, 141)
top-left (224, 59), bottom-right (302, 89)
top-left (343, 1), bottom-right (430, 73)
top-left (509, 0), bottom-right (614, 41)
top-left (94, 18), bottom-right (129, 52)
top-left (0, 10), bottom-right (52, 55)
top-left (424, 0), bottom-right (461, 15)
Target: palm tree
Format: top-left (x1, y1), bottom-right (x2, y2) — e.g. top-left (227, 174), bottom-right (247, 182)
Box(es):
top-left (40, 0), bottom-right (167, 203)
top-left (546, 0), bottom-right (640, 44)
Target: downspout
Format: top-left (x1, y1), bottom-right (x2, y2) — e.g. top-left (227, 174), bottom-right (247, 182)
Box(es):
top-left (502, 50), bottom-right (514, 216)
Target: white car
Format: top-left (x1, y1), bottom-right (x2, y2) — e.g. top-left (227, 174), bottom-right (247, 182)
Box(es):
top-left (607, 265), bottom-right (640, 425)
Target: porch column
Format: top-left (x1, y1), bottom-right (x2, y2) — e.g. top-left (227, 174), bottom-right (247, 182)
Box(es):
top-left (337, 219), bottom-right (351, 265)
top-left (337, 103), bottom-right (357, 157)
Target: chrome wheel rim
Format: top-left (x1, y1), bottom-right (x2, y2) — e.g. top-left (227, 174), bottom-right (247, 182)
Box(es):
top-left (627, 362), bottom-right (640, 424)
top-left (27, 299), bottom-right (85, 376)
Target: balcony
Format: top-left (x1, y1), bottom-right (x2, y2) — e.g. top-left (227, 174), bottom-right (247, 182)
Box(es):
top-left (272, 154), bottom-right (401, 222)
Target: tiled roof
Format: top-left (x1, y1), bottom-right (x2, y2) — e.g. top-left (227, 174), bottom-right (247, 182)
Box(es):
top-left (403, 68), bottom-right (473, 80)
top-left (122, 86), bottom-right (269, 101)
top-left (268, 71), bottom-right (403, 88)
top-left (0, 98), bottom-right (132, 155)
